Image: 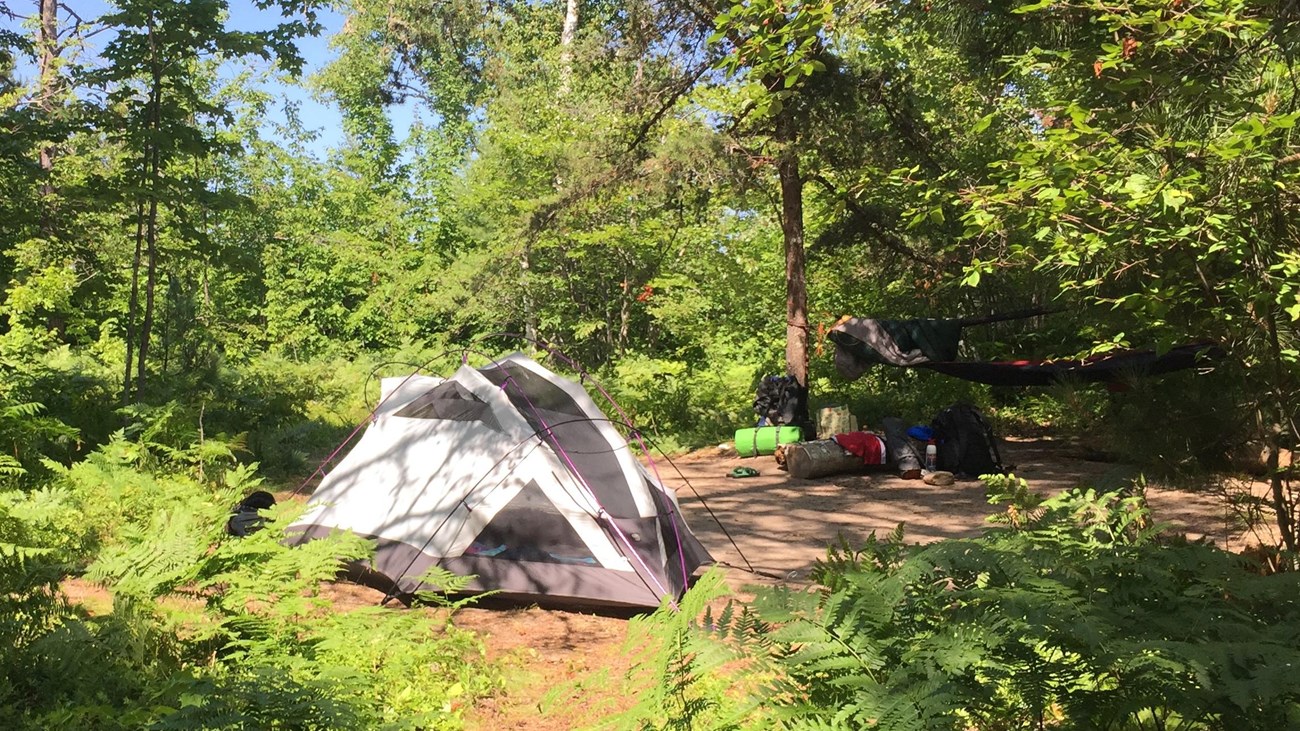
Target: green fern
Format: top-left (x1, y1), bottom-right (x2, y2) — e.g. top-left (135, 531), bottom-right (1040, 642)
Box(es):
top-left (653, 487), bottom-right (1300, 730)
top-left (618, 483), bottom-right (1300, 728)
top-left (410, 565), bottom-right (485, 612)
top-left (2, 433), bottom-right (502, 730)
top-left (608, 568), bottom-right (770, 731)
top-left (0, 454), bottom-right (26, 477)
top-left (983, 473), bottom-right (1047, 529)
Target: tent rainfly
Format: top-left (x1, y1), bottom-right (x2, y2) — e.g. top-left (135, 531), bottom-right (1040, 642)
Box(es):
top-left (289, 353), bottom-right (713, 609)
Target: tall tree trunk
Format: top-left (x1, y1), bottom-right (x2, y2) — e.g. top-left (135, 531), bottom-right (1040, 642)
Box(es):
top-left (522, 0), bottom-right (581, 349)
top-left (36, 0), bottom-right (69, 336)
top-left (619, 291), bottom-right (630, 357)
top-left (36, 0), bottom-right (59, 186)
top-left (778, 129), bottom-right (809, 389)
top-left (123, 203), bottom-right (145, 405)
top-left (1266, 173), bottom-right (1298, 557)
top-left (559, 0), bottom-right (579, 94)
top-left (520, 246), bottom-right (537, 348)
top-left (138, 144), bottom-right (160, 398)
top-left (1263, 312), bottom-right (1296, 555)
top-left (160, 280), bottom-right (170, 377)
top-left (136, 11), bottom-right (162, 399)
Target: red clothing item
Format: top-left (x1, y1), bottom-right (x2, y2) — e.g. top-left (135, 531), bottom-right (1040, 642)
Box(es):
top-left (832, 432), bottom-right (886, 465)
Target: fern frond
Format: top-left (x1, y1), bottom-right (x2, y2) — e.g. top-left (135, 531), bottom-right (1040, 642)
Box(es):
top-left (0, 454), bottom-right (27, 477)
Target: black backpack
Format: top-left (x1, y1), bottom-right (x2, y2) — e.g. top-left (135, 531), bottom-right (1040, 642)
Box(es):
top-left (753, 375), bottom-right (809, 428)
top-left (931, 404), bottom-right (1005, 477)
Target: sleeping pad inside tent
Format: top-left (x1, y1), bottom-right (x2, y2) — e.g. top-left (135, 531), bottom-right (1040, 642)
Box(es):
top-left (288, 353), bottom-right (713, 610)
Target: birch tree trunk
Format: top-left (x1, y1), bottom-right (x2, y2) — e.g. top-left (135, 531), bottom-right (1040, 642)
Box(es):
top-left (559, 0), bottom-right (579, 94)
top-left (521, 0), bottom-right (581, 348)
top-left (36, 0), bottom-right (69, 336)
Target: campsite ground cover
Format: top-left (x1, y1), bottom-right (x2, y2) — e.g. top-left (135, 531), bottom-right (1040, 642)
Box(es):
top-left (56, 439), bottom-right (1272, 730)
top-left (669, 438), bottom-right (1272, 591)
top-left (449, 439), bottom-right (1273, 730)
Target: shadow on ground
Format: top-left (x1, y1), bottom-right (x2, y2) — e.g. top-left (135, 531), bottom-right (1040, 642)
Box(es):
top-left (663, 438), bottom-right (1260, 590)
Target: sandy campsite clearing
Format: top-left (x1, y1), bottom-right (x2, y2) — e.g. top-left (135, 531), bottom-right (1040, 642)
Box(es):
top-left (452, 438), bottom-right (1275, 730)
top-left (666, 437), bottom-right (1265, 591)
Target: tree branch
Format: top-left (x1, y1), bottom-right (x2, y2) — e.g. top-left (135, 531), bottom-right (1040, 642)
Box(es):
top-left (624, 58), bottom-right (713, 155)
top-left (808, 173), bottom-right (940, 268)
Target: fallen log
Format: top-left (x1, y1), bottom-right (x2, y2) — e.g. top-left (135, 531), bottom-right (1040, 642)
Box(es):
top-left (786, 439), bottom-right (872, 479)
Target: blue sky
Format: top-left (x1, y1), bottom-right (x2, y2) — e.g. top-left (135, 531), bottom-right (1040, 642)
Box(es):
top-left (1, 0), bottom-right (416, 156)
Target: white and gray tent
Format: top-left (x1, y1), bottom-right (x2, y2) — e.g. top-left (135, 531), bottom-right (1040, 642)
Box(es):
top-left (290, 353), bottom-right (713, 609)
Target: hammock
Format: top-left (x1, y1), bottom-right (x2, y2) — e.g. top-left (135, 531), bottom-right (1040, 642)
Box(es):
top-left (829, 317), bottom-right (1222, 386)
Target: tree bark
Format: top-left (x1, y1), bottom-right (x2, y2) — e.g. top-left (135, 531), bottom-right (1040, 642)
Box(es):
top-left (136, 11), bottom-right (163, 399)
top-left (520, 246), bottom-right (537, 348)
top-left (786, 440), bottom-right (872, 479)
top-left (1265, 416), bottom-right (1295, 554)
top-left (36, 0), bottom-right (70, 336)
top-left (122, 203), bottom-right (145, 405)
top-left (778, 132), bottom-right (809, 389)
top-left (37, 0), bottom-right (59, 183)
top-left (559, 0), bottom-right (579, 94)
top-left (619, 288), bottom-right (630, 357)
top-left (1266, 176), bottom-right (1298, 557)
top-left (526, 0), bottom-right (579, 349)
top-left (138, 188), bottom-right (159, 397)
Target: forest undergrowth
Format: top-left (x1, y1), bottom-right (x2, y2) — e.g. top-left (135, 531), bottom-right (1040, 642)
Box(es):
top-left (3, 0), bottom-right (1299, 725)
top-left (617, 478), bottom-right (1300, 731)
top-left (1, 421), bottom-right (500, 730)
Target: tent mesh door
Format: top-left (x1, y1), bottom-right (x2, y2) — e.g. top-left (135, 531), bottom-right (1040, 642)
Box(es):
top-left (466, 480), bottom-right (598, 566)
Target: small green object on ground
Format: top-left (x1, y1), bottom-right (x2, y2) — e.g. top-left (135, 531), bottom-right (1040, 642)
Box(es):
top-left (728, 467), bottom-right (761, 478)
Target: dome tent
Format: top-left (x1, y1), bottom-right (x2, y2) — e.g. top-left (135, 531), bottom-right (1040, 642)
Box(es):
top-left (289, 353), bottom-right (712, 609)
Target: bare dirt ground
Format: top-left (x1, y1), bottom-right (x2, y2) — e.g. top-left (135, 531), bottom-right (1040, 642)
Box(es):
top-left (667, 437), bottom-right (1268, 593)
top-left (59, 439), bottom-right (1276, 731)
top-left (456, 438), bottom-right (1275, 730)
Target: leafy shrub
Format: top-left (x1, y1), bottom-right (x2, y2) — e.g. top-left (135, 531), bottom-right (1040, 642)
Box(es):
top-left (991, 383), bottom-right (1109, 437)
top-left (604, 351), bottom-right (762, 451)
top-left (1095, 368), bottom-right (1256, 475)
top-left (169, 354), bottom-right (363, 478)
top-left (0, 485), bottom-right (93, 564)
top-left (0, 330), bottom-right (93, 479)
top-left (775, 482), bottom-right (1300, 729)
top-left (199, 347), bottom-right (463, 476)
top-left (639, 480), bottom-right (1300, 730)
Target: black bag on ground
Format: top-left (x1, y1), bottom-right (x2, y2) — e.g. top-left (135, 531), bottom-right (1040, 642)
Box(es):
top-left (753, 375), bottom-right (808, 428)
top-left (931, 403), bottom-right (1005, 477)
top-left (226, 490), bottom-right (276, 537)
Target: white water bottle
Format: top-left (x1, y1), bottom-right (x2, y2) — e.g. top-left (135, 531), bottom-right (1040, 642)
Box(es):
top-left (924, 440), bottom-right (938, 472)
